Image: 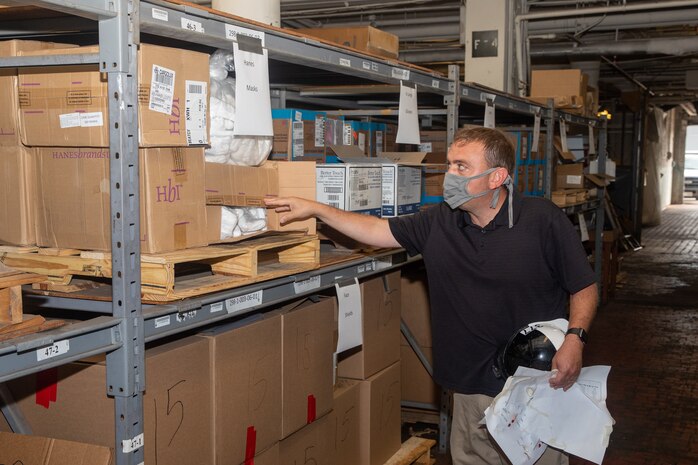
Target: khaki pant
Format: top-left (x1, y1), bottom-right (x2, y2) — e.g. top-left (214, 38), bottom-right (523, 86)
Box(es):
top-left (450, 393), bottom-right (569, 465)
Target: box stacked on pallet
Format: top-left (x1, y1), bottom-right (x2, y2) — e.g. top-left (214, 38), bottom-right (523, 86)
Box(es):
top-left (9, 42), bottom-right (212, 253)
top-left (0, 40), bottom-right (75, 246)
top-left (335, 271), bottom-right (402, 465)
top-left (400, 263), bottom-right (442, 408)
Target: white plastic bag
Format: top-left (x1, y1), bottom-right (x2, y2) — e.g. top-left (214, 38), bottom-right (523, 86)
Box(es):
top-left (206, 50), bottom-right (272, 166)
top-left (220, 206), bottom-right (267, 240)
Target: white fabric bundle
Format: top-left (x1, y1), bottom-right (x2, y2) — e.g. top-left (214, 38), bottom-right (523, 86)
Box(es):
top-left (220, 207), bottom-right (267, 239)
top-left (206, 50), bottom-right (272, 166)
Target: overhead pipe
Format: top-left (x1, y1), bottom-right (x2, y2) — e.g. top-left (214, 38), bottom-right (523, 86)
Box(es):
top-left (529, 8), bottom-right (698, 34)
top-left (515, 0), bottom-right (698, 96)
top-left (530, 36), bottom-right (698, 57)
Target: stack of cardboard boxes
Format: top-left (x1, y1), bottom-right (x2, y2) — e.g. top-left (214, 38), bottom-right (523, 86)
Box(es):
top-left (528, 69), bottom-right (599, 118)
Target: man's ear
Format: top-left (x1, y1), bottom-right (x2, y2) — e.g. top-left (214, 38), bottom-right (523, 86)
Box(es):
top-left (490, 167), bottom-right (508, 187)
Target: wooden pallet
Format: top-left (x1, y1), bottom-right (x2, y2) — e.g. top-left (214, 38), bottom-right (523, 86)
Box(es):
top-left (384, 437), bottom-right (436, 465)
top-left (1, 234), bottom-right (320, 302)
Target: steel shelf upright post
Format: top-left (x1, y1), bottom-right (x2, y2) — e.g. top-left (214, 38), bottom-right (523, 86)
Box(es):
top-left (99, 1), bottom-right (146, 464)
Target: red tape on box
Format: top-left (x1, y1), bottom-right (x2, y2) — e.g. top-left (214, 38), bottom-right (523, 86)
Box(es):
top-left (245, 425), bottom-right (256, 465)
top-left (35, 368), bottom-right (58, 409)
top-left (307, 394), bottom-right (317, 424)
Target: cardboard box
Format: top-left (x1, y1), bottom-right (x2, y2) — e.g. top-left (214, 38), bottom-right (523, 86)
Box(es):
top-left (0, 40), bottom-right (75, 146)
top-left (418, 130), bottom-right (448, 155)
top-left (529, 69), bottom-right (588, 112)
top-left (554, 163), bottom-right (585, 189)
top-left (238, 443), bottom-right (279, 465)
top-left (328, 379), bottom-right (361, 465)
top-left (3, 336), bottom-right (213, 465)
top-left (551, 190), bottom-right (567, 207)
top-left (298, 26), bottom-right (399, 59)
top-left (384, 123), bottom-right (398, 152)
top-left (271, 109), bottom-right (326, 160)
top-left (400, 265), bottom-right (432, 348)
top-left (400, 343), bottom-right (440, 406)
top-left (34, 147), bottom-right (207, 252)
top-left (0, 432), bottom-right (113, 465)
top-left (317, 146), bottom-right (383, 217)
top-left (338, 271), bottom-right (401, 380)
top-left (197, 314), bottom-right (282, 465)
top-left (18, 43), bottom-right (209, 147)
top-left (279, 297), bottom-right (336, 438)
top-left (204, 160), bottom-right (317, 235)
top-left (279, 414), bottom-right (331, 465)
top-left (422, 169), bottom-right (445, 200)
top-left (379, 152), bottom-right (427, 217)
top-left (0, 146), bottom-right (36, 245)
top-left (358, 362), bottom-right (401, 465)
top-left (588, 158), bottom-right (616, 178)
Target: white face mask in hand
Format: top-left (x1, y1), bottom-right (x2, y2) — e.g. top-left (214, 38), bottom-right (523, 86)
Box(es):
top-left (442, 168), bottom-right (514, 228)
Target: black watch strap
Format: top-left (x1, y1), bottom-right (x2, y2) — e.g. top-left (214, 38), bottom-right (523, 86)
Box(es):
top-left (566, 327), bottom-right (588, 344)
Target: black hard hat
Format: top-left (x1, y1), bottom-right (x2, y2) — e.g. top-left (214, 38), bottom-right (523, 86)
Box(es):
top-left (493, 320), bottom-right (567, 379)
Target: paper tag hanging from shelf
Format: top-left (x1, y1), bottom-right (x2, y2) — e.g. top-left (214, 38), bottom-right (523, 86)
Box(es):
top-left (233, 35), bottom-right (273, 136)
top-left (484, 98), bottom-right (495, 128)
top-left (335, 278), bottom-right (363, 352)
top-left (396, 81), bottom-right (420, 145)
top-left (532, 112), bottom-right (541, 154)
top-left (588, 124), bottom-right (597, 155)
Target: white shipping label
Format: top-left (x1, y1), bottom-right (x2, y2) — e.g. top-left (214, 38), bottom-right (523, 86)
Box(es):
top-left (122, 433), bottom-right (144, 453)
top-left (185, 80), bottom-right (208, 144)
top-left (335, 279), bottom-right (363, 352)
top-left (58, 113), bottom-right (81, 129)
top-left (149, 65), bottom-right (176, 115)
top-left (293, 275), bottom-right (321, 294)
top-left (382, 165), bottom-right (398, 210)
top-left (532, 113), bottom-right (541, 153)
top-left (154, 315), bottom-right (171, 328)
top-left (152, 8), bottom-right (168, 21)
top-left (375, 131), bottom-right (384, 154)
top-left (358, 132), bottom-right (366, 153)
top-left (588, 125), bottom-right (597, 155)
top-left (210, 302), bottom-right (224, 313)
top-left (79, 112), bottom-right (104, 127)
top-left (224, 24), bottom-right (265, 46)
top-left (418, 142), bottom-right (433, 153)
top-left (233, 41), bottom-right (273, 136)
top-left (292, 121), bottom-right (304, 158)
top-left (226, 290), bottom-right (263, 313)
top-left (348, 166), bottom-right (383, 212)
top-left (343, 123), bottom-right (353, 146)
top-left (396, 81), bottom-right (420, 144)
top-left (315, 115), bottom-right (325, 147)
top-left (317, 166), bottom-right (347, 210)
top-left (567, 175), bottom-right (583, 185)
top-left (484, 100), bottom-right (496, 128)
top-left (36, 340), bottom-right (69, 361)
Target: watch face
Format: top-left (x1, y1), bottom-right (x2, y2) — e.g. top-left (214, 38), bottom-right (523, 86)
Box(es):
top-left (567, 328), bottom-right (587, 343)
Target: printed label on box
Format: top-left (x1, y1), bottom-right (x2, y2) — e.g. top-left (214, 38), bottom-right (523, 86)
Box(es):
top-left (149, 65), bottom-right (176, 115)
top-left (315, 115), bottom-right (325, 147)
top-left (382, 165), bottom-right (398, 216)
top-left (185, 80), bottom-right (208, 144)
top-left (317, 166), bottom-right (347, 210)
top-left (347, 166), bottom-right (383, 213)
top-left (292, 120), bottom-right (304, 158)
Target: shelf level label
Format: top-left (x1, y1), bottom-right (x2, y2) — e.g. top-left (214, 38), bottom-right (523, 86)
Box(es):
top-left (181, 17), bottom-right (204, 34)
top-left (36, 340), bottom-right (69, 361)
top-left (122, 433), bottom-right (144, 453)
top-left (224, 24), bottom-right (266, 46)
top-left (226, 290), bottom-right (263, 313)
top-left (294, 276), bottom-right (321, 294)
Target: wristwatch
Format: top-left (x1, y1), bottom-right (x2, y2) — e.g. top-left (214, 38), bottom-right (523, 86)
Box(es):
top-left (566, 327), bottom-right (588, 344)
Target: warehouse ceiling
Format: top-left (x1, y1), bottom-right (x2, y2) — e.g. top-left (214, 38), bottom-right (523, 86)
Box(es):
top-left (279, 0), bottom-right (698, 112)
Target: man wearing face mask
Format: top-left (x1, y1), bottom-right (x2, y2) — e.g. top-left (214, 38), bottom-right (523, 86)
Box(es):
top-left (265, 126), bottom-right (597, 465)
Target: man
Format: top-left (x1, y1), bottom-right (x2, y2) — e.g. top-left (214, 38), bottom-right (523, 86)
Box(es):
top-left (265, 127), bottom-right (597, 465)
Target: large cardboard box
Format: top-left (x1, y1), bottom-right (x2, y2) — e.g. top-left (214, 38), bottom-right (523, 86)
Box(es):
top-left (204, 160), bottom-right (317, 235)
top-left (197, 314), bottom-right (282, 465)
top-left (400, 343), bottom-right (440, 406)
top-left (317, 145), bottom-right (384, 217)
top-left (34, 147), bottom-right (207, 252)
top-left (0, 40), bottom-right (75, 146)
top-left (358, 362), bottom-right (401, 465)
top-left (554, 162), bottom-right (585, 189)
top-left (379, 152), bottom-right (428, 217)
top-left (338, 271), bottom-right (401, 380)
top-left (3, 336), bottom-right (213, 465)
top-left (0, 146), bottom-right (36, 245)
top-left (298, 26), bottom-right (399, 59)
top-left (529, 69), bottom-right (588, 112)
top-left (18, 44), bottom-right (209, 147)
top-left (418, 130), bottom-right (448, 156)
top-left (400, 265), bottom-right (432, 348)
top-left (279, 297), bottom-right (336, 438)
top-left (0, 432), bottom-right (113, 465)
top-left (328, 379), bottom-right (361, 465)
top-left (279, 414), bottom-right (331, 465)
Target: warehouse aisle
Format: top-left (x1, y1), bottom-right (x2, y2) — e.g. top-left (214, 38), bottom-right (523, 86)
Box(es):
top-left (430, 200), bottom-right (698, 465)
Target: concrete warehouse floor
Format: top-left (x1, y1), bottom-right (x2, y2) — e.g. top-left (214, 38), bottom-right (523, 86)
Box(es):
top-left (423, 199), bottom-right (698, 465)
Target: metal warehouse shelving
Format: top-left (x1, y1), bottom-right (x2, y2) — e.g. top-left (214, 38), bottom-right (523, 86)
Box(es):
top-left (0, 1), bottom-right (607, 463)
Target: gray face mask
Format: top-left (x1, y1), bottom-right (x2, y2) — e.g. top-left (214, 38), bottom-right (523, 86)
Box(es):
top-left (442, 168), bottom-right (515, 228)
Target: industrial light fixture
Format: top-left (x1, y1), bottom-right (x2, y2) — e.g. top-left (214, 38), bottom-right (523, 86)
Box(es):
top-left (597, 110), bottom-right (612, 120)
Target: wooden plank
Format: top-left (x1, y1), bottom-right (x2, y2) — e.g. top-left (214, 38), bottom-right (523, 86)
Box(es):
top-left (0, 272), bottom-right (47, 288)
top-left (0, 245), bottom-right (38, 254)
top-left (0, 313), bottom-right (43, 334)
top-left (0, 318), bottom-right (65, 343)
top-left (32, 279), bottom-right (107, 293)
top-left (38, 248), bottom-right (82, 256)
top-left (384, 437), bottom-right (436, 465)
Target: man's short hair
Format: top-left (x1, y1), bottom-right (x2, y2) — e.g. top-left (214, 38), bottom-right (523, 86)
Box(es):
top-left (451, 127), bottom-right (515, 174)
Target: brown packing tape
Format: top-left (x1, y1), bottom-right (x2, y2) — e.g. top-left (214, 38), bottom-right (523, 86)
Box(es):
top-left (172, 147), bottom-right (188, 182)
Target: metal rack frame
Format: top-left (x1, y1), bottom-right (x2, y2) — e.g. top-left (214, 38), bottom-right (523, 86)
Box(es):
top-left (0, 2), bottom-right (607, 463)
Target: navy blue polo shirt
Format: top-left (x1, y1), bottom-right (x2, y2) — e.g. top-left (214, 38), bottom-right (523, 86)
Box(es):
top-left (388, 192), bottom-right (595, 396)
